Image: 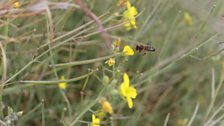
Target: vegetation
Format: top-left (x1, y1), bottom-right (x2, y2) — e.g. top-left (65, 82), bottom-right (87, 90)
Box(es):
top-left (0, 0), bottom-right (224, 126)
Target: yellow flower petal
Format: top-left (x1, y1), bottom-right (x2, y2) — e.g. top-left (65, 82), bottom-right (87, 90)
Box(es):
top-left (184, 12), bottom-right (193, 26)
top-left (14, 2), bottom-right (21, 8)
top-left (130, 19), bottom-right (137, 28)
top-left (126, 97), bottom-right (133, 108)
top-left (126, 1), bottom-right (131, 9)
top-left (58, 76), bottom-right (67, 90)
top-left (123, 45), bottom-right (134, 56)
top-left (113, 38), bottom-right (121, 49)
top-left (127, 86), bottom-right (137, 98)
top-left (100, 99), bottom-right (113, 114)
top-left (123, 73), bottom-right (130, 85)
top-left (91, 114), bottom-right (100, 126)
top-left (119, 82), bottom-right (127, 96)
top-left (125, 1), bottom-right (138, 17)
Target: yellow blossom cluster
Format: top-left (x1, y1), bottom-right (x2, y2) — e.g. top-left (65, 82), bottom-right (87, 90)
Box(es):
top-left (106, 38), bottom-right (134, 67)
top-left (123, 1), bottom-right (138, 30)
top-left (91, 1), bottom-right (139, 125)
top-left (58, 1), bottom-right (194, 125)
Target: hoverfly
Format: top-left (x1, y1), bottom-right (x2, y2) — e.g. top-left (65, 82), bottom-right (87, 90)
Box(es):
top-left (136, 43), bottom-right (155, 54)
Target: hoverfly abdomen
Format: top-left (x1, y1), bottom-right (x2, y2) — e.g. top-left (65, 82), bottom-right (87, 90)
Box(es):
top-left (135, 43), bottom-right (155, 54)
top-left (145, 44), bottom-right (155, 52)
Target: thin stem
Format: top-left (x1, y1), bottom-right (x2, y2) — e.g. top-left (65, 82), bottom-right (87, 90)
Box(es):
top-left (41, 99), bottom-right (45, 126)
top-left (19, 70), bottom-right (95, 84)
top-left (69, 87), bottom-right (106, 126)
top-left (186, 103), bottom-right (200, 126)
top-left (52, 53), bottom-right (121, 67)
top-left (163, 113), bottom-right (170, 126)
top-left (60, 90), bottom-right (72, 117)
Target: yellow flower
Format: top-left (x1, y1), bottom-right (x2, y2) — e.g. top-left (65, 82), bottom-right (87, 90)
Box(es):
top-left (91, 114), bottom-right (100, 126)
top-left (123, 1), bottom-right (138, 30)
top-left (122, 45), bottom-right (134, 56)
top-left (58, 76), bottom-right (67, 90)
top-left (14, 2), bottom-right (21, 8)
top-left (184, 12), bottom-right (193, 26)
top-left (119, 73), bottom-right (137, 108)
top-left (99, 98), bottom-right (113, 114)
top-left (113, 38), bottom-right (121, 49)
top-left (105, 58), bottom-right (115, 66)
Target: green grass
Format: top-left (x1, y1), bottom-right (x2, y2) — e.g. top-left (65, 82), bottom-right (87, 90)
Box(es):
top-left (0, 0), bottom-right (224, 126)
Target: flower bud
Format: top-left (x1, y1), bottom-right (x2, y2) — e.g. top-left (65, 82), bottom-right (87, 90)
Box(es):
top-left (102, 75), bottom-right (110, 85)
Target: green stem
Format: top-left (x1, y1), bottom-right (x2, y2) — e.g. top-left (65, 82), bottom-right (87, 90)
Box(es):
top-left (69, 87), bottom-right (106, 126)
top-left (19, 70), bottom-right (95, 84)
top-left (60, 90), bottom-right (72, 117)
top-left (2, 23), bottom-right (123, 86)
top-left (52, 53), bottom-right (121, 67)
top-left (3, 71), bottom-right (95, 96)
top-left (18, 103), bottom-right (42, 125)
top-left (41, 100), bottom-right (45, 126)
